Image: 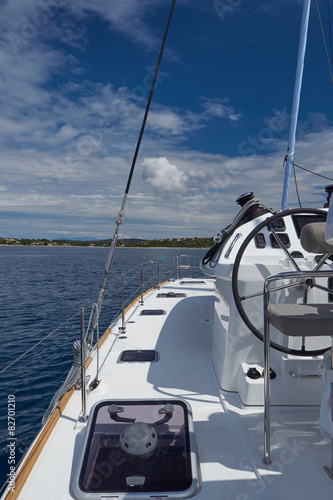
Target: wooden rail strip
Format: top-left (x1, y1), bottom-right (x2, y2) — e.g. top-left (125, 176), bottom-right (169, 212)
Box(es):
top-left (6, 386), bottom-right (75, 500)
top-left (5, 328), bottom-right (113, 499)
top-left (4, 281), bottom-right (168, 498)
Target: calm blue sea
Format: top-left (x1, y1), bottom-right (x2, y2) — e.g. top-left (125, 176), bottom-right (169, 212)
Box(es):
top-left (0, 246), bottom-right (206, 488)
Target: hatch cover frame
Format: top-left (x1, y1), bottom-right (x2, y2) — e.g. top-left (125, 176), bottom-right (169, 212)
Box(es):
top-left (73, 398), bottom-right (198, 500)
top-left (118, 350), bottom-right (159, 363)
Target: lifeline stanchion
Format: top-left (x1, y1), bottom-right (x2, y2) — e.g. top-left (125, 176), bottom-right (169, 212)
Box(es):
top-left (80, 307), bottom-right (87, 422)
top-left (140, 264), bottom-right (144, 305)
top-left (119, 273), bottom-right (126, 334)
top-left (157, 261), bottom-right (160, 290)
top-left (92, 302), bottom-right (100, 382)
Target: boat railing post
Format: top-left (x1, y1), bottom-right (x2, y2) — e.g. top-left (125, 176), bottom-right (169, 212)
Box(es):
top-left (263, 279), bottom-right (272, 465)
top-left (157, 261), bottom-right (160, 289)
top-left (140, 264), bottom-right (144, 305)
top-left (94, 303), bottom-right (100, 379)
top-left (329, 336), bottom-right (333, 479)
top-left (329, 438), bottom-right (333, 480)
top-left (176, 255), bottom-right (179, 280)
top-left (172, 256), bottom-right (175, 281)
top-left (119, 273), bottom-right (126, 333)
top-left (80, 307), bottom-right (87, 422)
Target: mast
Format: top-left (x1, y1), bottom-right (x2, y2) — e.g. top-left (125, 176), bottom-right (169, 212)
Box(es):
top-left (281, 0), bottom-right (311, 210)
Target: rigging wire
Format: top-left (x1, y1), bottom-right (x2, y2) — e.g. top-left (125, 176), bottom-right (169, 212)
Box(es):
top-left (315, 0), bottom-right (333, 85)
top-left (327, 0), bottom-right (333, 68)
top-left (92, 0), bottom-right (177, 331)
top-left (124, 1), bottom-right (177, 196)
top-left (285, 155), bottom-right (333, 208)
top-left (293, 161), bottom-right (333, 181)
top-left (287, 1), bottom-right (333, 208)
top-left (293, 162), bottom-right (303, 207)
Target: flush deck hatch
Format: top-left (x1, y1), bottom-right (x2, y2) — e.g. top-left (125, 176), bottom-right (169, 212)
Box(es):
top-left (119, 350), bottom-right (159, 362)
top-left (73, 399), bottom-right (198, 499)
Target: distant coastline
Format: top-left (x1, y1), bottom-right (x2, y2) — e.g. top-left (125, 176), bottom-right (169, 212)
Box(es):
top-left (0, 236), bottom-right (214, 249)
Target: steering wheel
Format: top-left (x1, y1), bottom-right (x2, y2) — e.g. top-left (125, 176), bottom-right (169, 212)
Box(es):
top-left (232, 208), bottom-right (331, 356)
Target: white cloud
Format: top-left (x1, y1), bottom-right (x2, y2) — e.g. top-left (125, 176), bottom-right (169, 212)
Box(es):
top-left (69, 194), bottom-right (105, 200)
top-left (59, 0), bottom-right (169, 49)
top-left (147, 107), bottom-right (203, 136)
top-left (56, 124), bottom-right (81, 141)
top-left (0, 0), bottom-right (162, 50)
top-left (141, 157), bottom-right (188, 198)
top-left (201, 97), bottom-right (242, 123)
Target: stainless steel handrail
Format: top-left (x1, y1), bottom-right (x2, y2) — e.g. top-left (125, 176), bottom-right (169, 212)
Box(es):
top-left (224, 233), bottom-right (242, 259)
top-left (263, 269), bottom-right (333, 465)
top-left (80, 307), bottom-right (87, 422)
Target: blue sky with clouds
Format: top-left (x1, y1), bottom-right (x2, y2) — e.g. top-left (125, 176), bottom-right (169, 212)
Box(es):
top-left (1, 0), bottom-right (333, 240)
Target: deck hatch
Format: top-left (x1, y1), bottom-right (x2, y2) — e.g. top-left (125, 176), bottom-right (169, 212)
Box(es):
top-left (119, 350), bottom-right (159, 362)
top-left (74, 399), bottom-right (198, 499)
top-left (140, 309), bottom-right (165, 316)
top-left (157, 292), bottom-right (186, 298)
top-left (180, 280), bottom-right (206, 285)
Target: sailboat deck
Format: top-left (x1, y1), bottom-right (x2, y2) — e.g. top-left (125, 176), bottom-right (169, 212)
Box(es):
top-left (11, 279), bottom-right (333, 499)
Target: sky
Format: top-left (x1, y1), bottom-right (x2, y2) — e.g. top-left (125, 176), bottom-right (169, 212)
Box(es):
top-left (1, 0), bottom-right (333, 240)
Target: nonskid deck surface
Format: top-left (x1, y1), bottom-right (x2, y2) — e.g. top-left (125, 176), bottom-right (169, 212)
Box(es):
top-left (9, 280), bottom-right (333, 500)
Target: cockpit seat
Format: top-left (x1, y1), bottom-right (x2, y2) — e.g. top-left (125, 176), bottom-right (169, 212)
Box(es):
top-left (269, 302), bottom-right (333, 337)
top-left (300, 221), bottom-right (333, 254)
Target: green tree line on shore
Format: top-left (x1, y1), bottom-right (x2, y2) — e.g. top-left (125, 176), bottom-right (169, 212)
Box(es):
top-left (0, 236), bottom-right (214, 248)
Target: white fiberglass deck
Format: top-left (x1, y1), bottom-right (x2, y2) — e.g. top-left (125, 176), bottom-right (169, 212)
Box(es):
top-left (7, 279), bottom-right (333, 500)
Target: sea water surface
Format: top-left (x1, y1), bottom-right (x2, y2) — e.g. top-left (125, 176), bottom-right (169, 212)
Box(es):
top-left (0, 246), bottom-right (206, 488)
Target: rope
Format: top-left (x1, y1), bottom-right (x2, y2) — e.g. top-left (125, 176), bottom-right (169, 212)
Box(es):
top-left (202, 198), bottom-right (274, 266)
top-left (42, 339), bottom-right (89, 425)
top-left (214, 198), bottom-right (274, 243)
